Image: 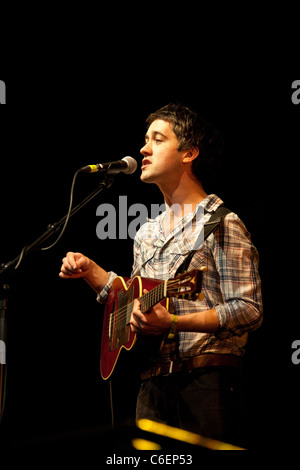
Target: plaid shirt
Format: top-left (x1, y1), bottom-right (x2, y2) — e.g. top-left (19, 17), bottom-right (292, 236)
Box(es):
top-left (98, 194), bottom-right (263, 360)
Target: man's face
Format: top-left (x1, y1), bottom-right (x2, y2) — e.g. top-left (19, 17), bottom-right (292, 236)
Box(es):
top-left (140, 119), bottom-right (186, 186)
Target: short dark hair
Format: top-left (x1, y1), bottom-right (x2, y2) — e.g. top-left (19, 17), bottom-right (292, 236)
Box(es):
top-left (146, 102), bottom-right (224, 188)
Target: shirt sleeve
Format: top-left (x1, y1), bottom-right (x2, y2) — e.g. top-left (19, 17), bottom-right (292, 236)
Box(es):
top-left (96, 271), bottom-right (118, 304)
top-left (211, 213), bottom-right (263, 336)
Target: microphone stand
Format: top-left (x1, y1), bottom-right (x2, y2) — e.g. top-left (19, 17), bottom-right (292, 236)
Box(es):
top-left (0, 284), bottom-right (9, 426)
top-left (0, 173), bottom-right (115, 427)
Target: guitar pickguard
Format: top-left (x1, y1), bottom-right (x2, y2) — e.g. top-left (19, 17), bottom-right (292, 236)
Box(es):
top-left (110, 287), bottom-right (134, 351)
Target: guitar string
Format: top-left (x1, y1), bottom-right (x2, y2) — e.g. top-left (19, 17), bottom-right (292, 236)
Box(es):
top-left (105, 278), bottom-right (189, 332)
top-left (107, 283), bottom-right (165, 331)
top-left (106, 277), bottom-right (191, 333)
top-left (107, 287), bottom-right (163, 333)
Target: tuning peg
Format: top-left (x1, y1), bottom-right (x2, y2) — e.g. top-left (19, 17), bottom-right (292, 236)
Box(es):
top-left (197, 292), bottom-right (204, 301)
top-left (199, 266), bottom-right (207, 272)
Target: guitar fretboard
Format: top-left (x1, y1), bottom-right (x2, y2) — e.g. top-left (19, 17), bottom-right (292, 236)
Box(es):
top-left (122, 281), bottom-right (166, 326)
top-left (139, 281), bottom-right (166, 313)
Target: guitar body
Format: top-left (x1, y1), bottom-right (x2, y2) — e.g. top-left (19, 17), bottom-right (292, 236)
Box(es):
top-left (100, 275), bottom-right (167, 380)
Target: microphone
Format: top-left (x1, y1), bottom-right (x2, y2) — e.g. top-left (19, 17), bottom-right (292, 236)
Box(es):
top-left (79, 156), bottom-right (137, 175)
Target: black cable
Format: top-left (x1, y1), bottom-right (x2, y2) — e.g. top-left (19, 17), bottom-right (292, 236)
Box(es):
top-left (41, 169), bottom-right (80, 251)
top-left (109, 380), bottom-right (115, 428)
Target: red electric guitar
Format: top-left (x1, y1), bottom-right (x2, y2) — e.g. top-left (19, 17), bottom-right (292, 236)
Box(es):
top-left (100, 268), bottom-right (205, 380)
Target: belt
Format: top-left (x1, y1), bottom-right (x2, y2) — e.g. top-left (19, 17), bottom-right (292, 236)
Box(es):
top-left (140, 354), bottom-right (241, 380)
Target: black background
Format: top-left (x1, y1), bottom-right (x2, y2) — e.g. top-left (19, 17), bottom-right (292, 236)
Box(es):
top-left (0, 28), bottom-right (299, 461)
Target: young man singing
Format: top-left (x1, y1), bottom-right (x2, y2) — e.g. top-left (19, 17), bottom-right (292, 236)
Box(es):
top-left (59, 103), bottom-right (263, 447)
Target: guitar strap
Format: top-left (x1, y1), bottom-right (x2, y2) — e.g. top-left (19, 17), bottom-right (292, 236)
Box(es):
top-left (175, 205), bottom-right (232, 276)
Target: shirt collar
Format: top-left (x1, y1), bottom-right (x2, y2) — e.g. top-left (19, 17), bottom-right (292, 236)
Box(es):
top-left (201, 194), bottom-right (224, 213)
top-left (146, 194), bottom-right (224, 223)
top-left (143, 194), bottom-right (223, 245)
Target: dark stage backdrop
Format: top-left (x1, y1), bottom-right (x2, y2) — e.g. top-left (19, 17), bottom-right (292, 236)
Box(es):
top-left (0, 73), bottom-right (299, 458)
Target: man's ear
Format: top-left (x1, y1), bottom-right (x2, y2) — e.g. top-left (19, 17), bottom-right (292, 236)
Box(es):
top-left (182, 147), bottom-right (199, 163)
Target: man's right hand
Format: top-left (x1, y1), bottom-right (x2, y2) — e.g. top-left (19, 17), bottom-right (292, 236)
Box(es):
top-left (59, 252), bottom-right (91, 279)
top-left (59, 251), bottom-right (110, 294)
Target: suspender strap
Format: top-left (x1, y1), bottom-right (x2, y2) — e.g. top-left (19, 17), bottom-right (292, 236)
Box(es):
top-left (175, 205), bottom-right (231, 275)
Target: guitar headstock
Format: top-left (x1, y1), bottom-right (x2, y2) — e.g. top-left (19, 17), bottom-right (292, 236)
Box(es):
top-left (166, 267), bottom-right (206, 301)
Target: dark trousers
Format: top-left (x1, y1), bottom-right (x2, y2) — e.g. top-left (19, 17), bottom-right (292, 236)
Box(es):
top-left (136, 366), bottom-right (246, 448)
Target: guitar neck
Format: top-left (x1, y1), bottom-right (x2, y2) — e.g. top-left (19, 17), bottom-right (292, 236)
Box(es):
top-left (121, 281), bottom-right (167, 327)
top-left (122, 270), bottom-right (202, 325)
top-left (139, 281), bottom-right (167, 313)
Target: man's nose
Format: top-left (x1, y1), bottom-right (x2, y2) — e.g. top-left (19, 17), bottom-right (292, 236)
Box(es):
top-left (140, 141), bottom-right (152, 156)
